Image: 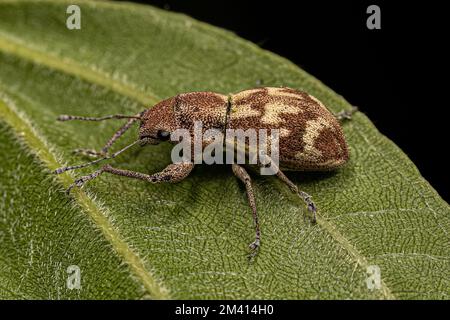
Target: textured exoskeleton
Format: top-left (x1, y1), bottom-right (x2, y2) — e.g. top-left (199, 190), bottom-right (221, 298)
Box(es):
top-left (55, 87), bottom-right (356, 258)
top-left (140, 87), bottom-right (349, 170)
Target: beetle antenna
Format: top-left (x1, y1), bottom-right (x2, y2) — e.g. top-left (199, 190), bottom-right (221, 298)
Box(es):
top-left (53, 140), bottom-right (140, 174)
top-left (57, 114), bottom-right (142, 122)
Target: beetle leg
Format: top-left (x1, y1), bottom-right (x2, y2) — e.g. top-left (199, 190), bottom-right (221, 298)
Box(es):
top-left (257, 156), bottom-right (317, 222)
top-left (231, 164), bottom-right (261, 260)
top-left (275, 170), bottom-right (317, 223)
top-left (55, 139), bottom-right (140, 174)
top-left (66, 162), bottom-right (195, 193)
top-left (334, 106), bottom-right (358, 121)
top-left (66, 167), bottom-right (106, 194)
top-left (70, 116), bottom-right (140, 158)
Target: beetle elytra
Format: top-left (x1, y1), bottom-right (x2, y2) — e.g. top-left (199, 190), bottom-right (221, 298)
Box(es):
top-left (54, 87), bottom-right (357, 258)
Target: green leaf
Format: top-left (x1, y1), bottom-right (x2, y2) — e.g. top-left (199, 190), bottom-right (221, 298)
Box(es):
top-left (0, 0), bottom-right (448, 299)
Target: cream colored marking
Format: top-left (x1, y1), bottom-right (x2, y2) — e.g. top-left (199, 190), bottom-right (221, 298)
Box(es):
top-left (231, 88), bottom-right (307, 123)
top-left (280, 128), bottom-right (291, 137)
top-left (230, 104), bottom-right (260, 119)
top-left (260, 101), bottom-right (300, 125)
top-left (295, 117), bottom-right (338, 162)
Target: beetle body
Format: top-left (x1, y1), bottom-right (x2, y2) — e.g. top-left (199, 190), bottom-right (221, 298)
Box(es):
top-left (139, 86), bottom-right (349, 171)
top-left (56, 86), bottom-right (355, 258)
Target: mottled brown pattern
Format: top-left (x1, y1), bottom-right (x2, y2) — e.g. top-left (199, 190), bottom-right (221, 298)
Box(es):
top-left (140, 87), bottom-right (348, 170)
top-left (228, 87), bottom-right (348, 170)
top-left (174, 92), bottom-right (228, 132)
top-left (313, 126), bottom-right (348, 165)
top-left (174, 92), bottom-right (229, 158)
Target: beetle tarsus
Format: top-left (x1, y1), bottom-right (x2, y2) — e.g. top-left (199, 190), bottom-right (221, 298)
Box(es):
top-left (66, 177), bottom-right (88, 194)
top-left (308, 203), bottom-right (317, 223)
top-left (274, 169), bottom-right (318, 223)
top-left (248, 239), bottom-right (260, 260)
top-left (65, 168), bottom-right (106, 194)
top-left (66, 182), bottom-right (78, 195)
top-left (299, 191), bottom-right (317, 223)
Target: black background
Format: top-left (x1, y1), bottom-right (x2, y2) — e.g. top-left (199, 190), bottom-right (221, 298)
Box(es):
top-left (4, 299), bottom-right (443, 319)
top-left (122, 0), bottom-right (448, 202)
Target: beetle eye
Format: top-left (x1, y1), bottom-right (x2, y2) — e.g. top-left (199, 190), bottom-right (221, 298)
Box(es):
top-left (157, 130), bottom-right (170, 140)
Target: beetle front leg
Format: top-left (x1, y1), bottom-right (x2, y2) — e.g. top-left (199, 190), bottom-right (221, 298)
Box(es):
top-left (232, 164), bottom-right (261, 260)
top-left (66, 162), bottom-right (195, 193)
top-left (72, 116), bottom-right (140, 158)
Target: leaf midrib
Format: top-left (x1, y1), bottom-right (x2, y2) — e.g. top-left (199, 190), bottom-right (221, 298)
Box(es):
top-left (0, 94), bottom-right (170, 299)
top-left (0, 15), bottom-right (396, 299)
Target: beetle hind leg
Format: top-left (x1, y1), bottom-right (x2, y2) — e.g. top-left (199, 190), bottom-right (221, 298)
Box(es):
top-left (275, 169), bottom-right (317, 223)
top-left (232, 164), bottom-right (261, 260)
top-left (258, 157), bottom-right (317, 223)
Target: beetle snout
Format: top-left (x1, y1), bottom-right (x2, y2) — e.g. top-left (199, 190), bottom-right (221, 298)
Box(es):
top-left (139, 135), bottom-right (159, 146)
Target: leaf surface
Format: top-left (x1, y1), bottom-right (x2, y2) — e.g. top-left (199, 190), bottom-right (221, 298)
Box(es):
top-left (0, 0), bottom-right (448, 299)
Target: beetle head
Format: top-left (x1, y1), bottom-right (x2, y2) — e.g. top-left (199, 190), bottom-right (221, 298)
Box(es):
top-left (139, 97), bottom-right (177, 146)
top-left (139, 92), bottom-right (228, 146)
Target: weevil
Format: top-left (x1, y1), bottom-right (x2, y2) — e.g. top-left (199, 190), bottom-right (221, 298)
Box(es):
top-left (54, 87), bottom-right (357, 258)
